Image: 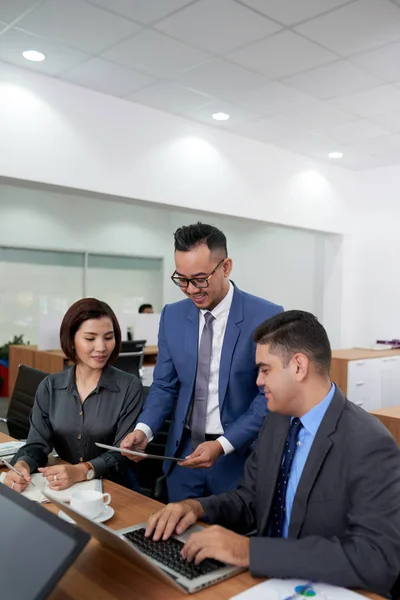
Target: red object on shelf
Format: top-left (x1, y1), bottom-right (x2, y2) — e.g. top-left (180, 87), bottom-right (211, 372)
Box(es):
top-left (0, 364), bottom-right (9, 397)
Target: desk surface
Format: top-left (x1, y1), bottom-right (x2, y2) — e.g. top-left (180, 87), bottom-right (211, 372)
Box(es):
top-left (0, 432), bottom-right (383, 600)
top-left (332, 348), bottom-right (400, 360)
top-left (371, 406), bottom-right (400, 418)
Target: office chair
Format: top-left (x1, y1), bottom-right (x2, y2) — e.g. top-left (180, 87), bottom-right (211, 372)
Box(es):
top-left (121, 340), bottom-right (147, 353)
top-left (0, 364), bottom-right (49, 440)
top-left (114, 340), bottom-right (147, 379)
top-left (131, 386), bottom-right (171, 501)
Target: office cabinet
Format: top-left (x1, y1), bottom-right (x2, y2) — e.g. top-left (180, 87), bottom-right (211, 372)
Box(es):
top-left (331, 349), bottom-right (400, 412)
top-left (347, 358), bottom-right (381, 412)
top-left (380, 356), bottom-right (400, 407)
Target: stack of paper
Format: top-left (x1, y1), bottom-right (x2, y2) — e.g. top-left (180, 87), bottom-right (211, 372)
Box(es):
top-left (0, 470), bottom-right (102, 503)
top-left (0, 440), bottom-right (25, 464)
top-left (230, 579), bottom-right (366, 600)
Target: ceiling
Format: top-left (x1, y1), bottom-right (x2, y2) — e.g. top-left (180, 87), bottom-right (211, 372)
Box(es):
top-left (3, 0), bottom-right (400, 170)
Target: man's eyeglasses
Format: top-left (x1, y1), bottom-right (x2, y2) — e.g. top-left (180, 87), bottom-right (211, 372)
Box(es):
top-left (171, 259), bottom-right (225, 289)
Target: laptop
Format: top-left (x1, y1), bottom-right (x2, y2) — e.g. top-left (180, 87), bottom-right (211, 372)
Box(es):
top-left (0, 484), bottom-right (90, 600)
top-left (46, 493), bottom-right (245, 594)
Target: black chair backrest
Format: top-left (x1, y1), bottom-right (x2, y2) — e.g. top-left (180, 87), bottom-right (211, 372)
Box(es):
top-left (121, 340), bottom-right (147, 353)
top-left (132, 386), bottom-right (171, 501)
top-left (114, 353), bottom-right (143, 379)
top-left (7, 364), bottom-right (49, 440)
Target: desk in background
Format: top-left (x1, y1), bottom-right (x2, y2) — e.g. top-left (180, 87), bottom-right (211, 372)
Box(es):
top-left (331, 348), bottom-right (400, 412)
top-left (0, 431), bottom-right (387, 600)
top-left (371, 406), bottom-right (400, 448)
top-left (8, 345), bottom-right (159, 399)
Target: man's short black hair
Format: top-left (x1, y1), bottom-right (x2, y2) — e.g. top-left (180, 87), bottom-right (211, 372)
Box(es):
top-left (139, 304), bottom-right (153, 313)
top-left (174, 222), bottom-right (228, 257)
top-left (253, 310), bottom-right (331, 376)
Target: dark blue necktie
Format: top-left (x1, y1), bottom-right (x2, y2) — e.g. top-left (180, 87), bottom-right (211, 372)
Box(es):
top-left (269, 417), bottom-right (303, 538)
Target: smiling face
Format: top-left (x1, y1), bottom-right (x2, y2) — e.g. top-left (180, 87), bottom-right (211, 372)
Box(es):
top-left (74, 317), bottom-right (116, 371)
top-left (255, 343), bottom-right (308, 415)
top-left (174, 243), bottom-right (232, 311)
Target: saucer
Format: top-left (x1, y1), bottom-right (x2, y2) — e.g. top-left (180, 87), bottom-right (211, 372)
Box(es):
top-left (58, 505), bottom-right (114, 524)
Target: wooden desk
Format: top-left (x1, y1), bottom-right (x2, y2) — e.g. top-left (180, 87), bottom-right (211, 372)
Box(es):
top-left (371, 406), bottom-right (400, 447)
top-left (0, 432), bottom-right (384, 600)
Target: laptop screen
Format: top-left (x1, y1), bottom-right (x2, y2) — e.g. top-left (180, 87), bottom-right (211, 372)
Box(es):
top-left (0, 484), bottom-right (90, 600)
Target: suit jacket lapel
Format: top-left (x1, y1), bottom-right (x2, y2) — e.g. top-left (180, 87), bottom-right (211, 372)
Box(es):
top-left (259, 414), bottom-right (291, 536)
top-left (184, 303), bottom-right (199, 405)
top-left (218, 284), bottom-right (243, 409)
top-left (288, 389), bottom-right (346, 538)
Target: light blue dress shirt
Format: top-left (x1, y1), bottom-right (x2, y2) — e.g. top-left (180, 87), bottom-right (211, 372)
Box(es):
top-left (282, 383), bottom-right (336, 537)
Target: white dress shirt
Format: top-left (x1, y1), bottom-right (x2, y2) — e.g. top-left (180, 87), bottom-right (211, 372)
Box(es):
top-left (136, 282), bottom-right (235, 455)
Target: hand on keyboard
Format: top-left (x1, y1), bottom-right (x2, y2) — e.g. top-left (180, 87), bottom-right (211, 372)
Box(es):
top-left (145, 499), bottom-right (205, 541)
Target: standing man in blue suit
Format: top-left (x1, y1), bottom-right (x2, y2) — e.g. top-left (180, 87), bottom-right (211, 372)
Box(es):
top-left (121, 223), bottom-right (283, 502)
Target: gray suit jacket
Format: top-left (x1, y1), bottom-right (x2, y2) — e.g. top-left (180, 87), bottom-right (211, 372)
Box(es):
top-left (200, 388), bottom-right (400, 596)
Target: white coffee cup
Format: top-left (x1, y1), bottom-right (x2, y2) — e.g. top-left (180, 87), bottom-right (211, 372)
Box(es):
top-left (70, 490), bottom-right (111, 519)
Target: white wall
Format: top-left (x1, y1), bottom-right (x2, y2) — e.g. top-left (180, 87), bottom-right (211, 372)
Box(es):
top-left (0, 181), bottom-right (341, 345)
top-left (1, 63), bottom-right (398, 351)
top-left (0, 63), bottom-right (357, 235)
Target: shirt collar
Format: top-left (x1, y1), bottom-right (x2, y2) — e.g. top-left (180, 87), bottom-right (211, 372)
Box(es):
top-left (297, 383), bottom-right (336, 438)
top-left (54, 364), bottom-right (120, 393)
top-left (201, 280), bottom-right (234, 321)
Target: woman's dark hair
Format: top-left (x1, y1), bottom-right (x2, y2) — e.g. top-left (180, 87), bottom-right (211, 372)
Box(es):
top-left (174, 222), bottom-right (228, 257)
top-left (60, 298), bottom-right (121, 364)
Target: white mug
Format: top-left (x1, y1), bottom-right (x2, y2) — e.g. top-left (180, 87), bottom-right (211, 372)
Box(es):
top-left (70, 489), bottom-right (111, 519)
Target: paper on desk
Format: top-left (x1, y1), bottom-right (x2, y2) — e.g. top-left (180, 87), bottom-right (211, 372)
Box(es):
top-left (0, 470), bottom-right (102, 503)
top-left (0, 440), bottom-right (25, 459)
top-left (230, 579), bottom-right (366, 600)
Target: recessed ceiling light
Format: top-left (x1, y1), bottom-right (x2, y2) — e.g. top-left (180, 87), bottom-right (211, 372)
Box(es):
top-left (212, 112), bottom-right (230, 121)
top-left (22, 50), bottom-right (46, 62)
top-left (328, 151), bottom-right (343, 159)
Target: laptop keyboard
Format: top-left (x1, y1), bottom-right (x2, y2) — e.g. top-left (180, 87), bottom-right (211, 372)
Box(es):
top-left (123, 527), bottom-right (226, 580)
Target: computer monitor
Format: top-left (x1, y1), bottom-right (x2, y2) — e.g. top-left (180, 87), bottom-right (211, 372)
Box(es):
top-left (0, 484), bottom-right (90, 600)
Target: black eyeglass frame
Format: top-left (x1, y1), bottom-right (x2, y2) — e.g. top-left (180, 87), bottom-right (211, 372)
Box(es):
top-left (171, 258), bottom-right (226, 289)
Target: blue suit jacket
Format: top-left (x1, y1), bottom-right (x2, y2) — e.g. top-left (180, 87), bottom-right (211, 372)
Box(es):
top-left (139, 284), bottom-right (283, 474)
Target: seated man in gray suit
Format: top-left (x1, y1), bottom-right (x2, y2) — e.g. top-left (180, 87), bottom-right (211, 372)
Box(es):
top-left (145, 310), bottom-right (400, 597)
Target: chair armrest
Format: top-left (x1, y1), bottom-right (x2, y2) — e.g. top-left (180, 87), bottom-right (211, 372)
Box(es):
top-left (0, 417), bottom-right (8, 423)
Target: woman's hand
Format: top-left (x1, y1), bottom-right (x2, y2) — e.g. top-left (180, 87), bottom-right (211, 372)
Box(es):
top-left (4, 461), bottom-right (31, 493)
top-left (38, 464), bottom-right (87, 490)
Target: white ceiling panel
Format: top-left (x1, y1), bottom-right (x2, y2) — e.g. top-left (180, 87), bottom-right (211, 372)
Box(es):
top-left (309, 119), bottom-right (389, 145)
top-left (222, 82), bottom-right (316, 116)
top-left (103, 29), bottom-right (209, 79)
top-left (332, 84), bottom-right (400, 118)
top-left (231, 115), bottom-right (307, 144)
top-left (295, 0), bottom-right (400, 57)
top-left (181, 100), bottom-right (262, 130)
top-left (229, 31), bottom-right (338, 79)
top-left (155, 0), bottom-right (282, 54)
top-left (275, 131), bottom-right (337, 155)
top-left (126, 82), bottom-right (212, 114)
top-left (179, 58), bottom-right (268, 97)
top-left (344, 133), bottom-right (400, 157)
top-left (0, 0), bottom-right (41, 25)
top-left (16, 0), bottom-right (141, 54)
top-left (369, 110), bottom-right (400, 133)
top-left (87, 0), bottom-right (194, 24)
top-left (284, 60), bottom-right (382, 99)
top-left (351, 41), bottom-right (400, 83)
top-left (61, 57), bottom-right (156, 97)
top-left (238, 0), bottom-right (352, 27)
top-left (0, 27), bottom-right (89, 76)
top-left (272, 99), bottom-right (353, 130)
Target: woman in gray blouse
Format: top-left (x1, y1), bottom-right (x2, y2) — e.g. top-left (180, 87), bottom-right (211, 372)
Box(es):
top-left (4, 298), bottom-right (143, 493)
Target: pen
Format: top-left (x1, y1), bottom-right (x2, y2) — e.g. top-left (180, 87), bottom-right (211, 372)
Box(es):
top-left (2, 458), bottom-right (36, 487)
